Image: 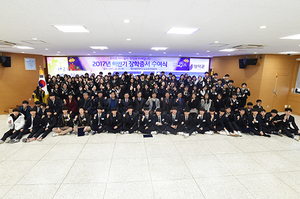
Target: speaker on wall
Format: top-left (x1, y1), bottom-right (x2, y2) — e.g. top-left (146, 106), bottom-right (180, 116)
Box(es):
top-left (0, 55), bottom-right (6, 63)
top-left (2, 56), bottom-right (11, 67)
top-left (239, 59), bottom-right (247, 69)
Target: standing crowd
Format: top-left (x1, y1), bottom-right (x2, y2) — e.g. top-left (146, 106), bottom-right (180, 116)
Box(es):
top-left (1, 71), bottom-right (300, 144)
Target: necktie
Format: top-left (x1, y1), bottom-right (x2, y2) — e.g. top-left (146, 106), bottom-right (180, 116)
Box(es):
top-left (166, 99), bottom-right (169, 104)
top-left (158, 116), bottom-right (161, 123)
top-left (98, 114), bottom-right (100, 125)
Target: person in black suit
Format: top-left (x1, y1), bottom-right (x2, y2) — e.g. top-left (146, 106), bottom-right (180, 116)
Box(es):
top-left (214, 94), bottom-right (225, 113)
top-left (78, 92), bottom-right (93, 115)
top-left (93, 91), bottom-right (106, 114)
top-left (165, 107), bottom-right (183, 135)
top-left (253, 99), bottom-right (263, 113)
top-left (248, 108), bottom-right (270, 137)
top-left (52, 106), bottom-right (73, 137)
top-left (37, 103), bottom-right (47, 117)
top-left (106, 107), bottom-right (122, 133)
top-left (139, 107), bottom-right (155, 134)
top-left (181, 108), bottom-right (196, 138)
top-left (280, 108), bottom-right (300, 141)
top-left (173, 92), bottom-right (185, 114)
top-left (122, 106), bottom-right (139, 134)
top-left (153, 108), bottom-right (167, 134)
top-left (235, 108), bottom-right (251, 134)
top-left (118, 93), bottom-right (133, 114)
top-left (74, 107), bottom-right (91, 135)
top-left (245, 102), bottom-right (253, 116)
top-left (47, 93), bottom-right (62, 117)
top-left (13, 108), bottom-right (40, 143)
top-left (160, 92), bottom-right (173, 116)
top-left (105, 92), bottom-right (119, 113)
top-left (92, 106), bottom-right (107, 134)
top-left (133, 92), bottom-right (146, 115)
top-left (31, 109), bottom-right (57, 141)
top-left (267, 109), bottom-right (282, 135)
top-left (195, 108), bottom-right (210, 134)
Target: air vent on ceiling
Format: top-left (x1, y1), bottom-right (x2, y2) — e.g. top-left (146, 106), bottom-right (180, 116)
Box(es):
top-left (0, 40), bottom-right (16, 48)
top-left (232, 44), bottom-right (266, 49)
top-left (22, 40), bottom-right (47, 45)
top-left (206, 43), bottom-right (228, 47)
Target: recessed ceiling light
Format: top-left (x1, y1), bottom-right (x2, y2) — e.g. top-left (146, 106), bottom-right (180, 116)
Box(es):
top-left (123, 19), bottom-right (131, 23)
top-left (90, 46), bottom-right (108, 50)
top-left (219, 48), bottom-right (238, 52)
top-left (32, 38), bottom-right (38, 40)
top-left (57, 51), bottom-right (60, 53)
top-left (93, 51), bottom-right (96, 53)
top-left (53, 25), bottom-right (90, 33)
top-left (259, 25), bottom-right (267, 29)
top-left (179, 55), bottom-right (181, 56)
top-left (21, 52), bottom-right (25, 53)
top-left (88, 54), bottom-right (90, 55)
top-left (15, 46), bottom-right (34, 49)
top-left (206, 50), bottom-right (210, 52)
top-left (129, 52), bottom-right (131, 53)
top-left (280, 34), bottom-right (300, 40)
top-left (196, 53), bottom-right (199, 55)
top-left (163, 52), bottom-right (166, 54)
top-left (254, 52), bottom-right (257, 54)
top-left (56, 54), bottom-right (59, 55)
top-left (151, 47), bottom-right (168, 51)
top-left (149, 54), bottom-right (152, 56)
top-left (126, 38), bottom-right (131, 41)
top-left (214, 41), bottom-right (219, 43)
top-left (119, 54), bottom-right (121, 55)
top-left (278, 51), bottom-right (300, 54)
top-left (166, 27), bottom-right (199, 35)
top-left (45, 48), bottom-right (49, 50)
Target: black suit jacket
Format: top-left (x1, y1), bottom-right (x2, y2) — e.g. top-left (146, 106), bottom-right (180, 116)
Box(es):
top-left (48, 99), bottom-right (62, 114)
top-left (133, 98), bottom-right (146, 113)
top-left (123, 112), bottom-right (138, 128)
top-left (23, 115), bottom-right (40, 130)
top-left (160, 98), bottom-right (173, 114)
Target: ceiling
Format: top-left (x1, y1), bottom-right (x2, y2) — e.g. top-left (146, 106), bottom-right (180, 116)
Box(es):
top-left (1, 0), bottom-right (300, 57)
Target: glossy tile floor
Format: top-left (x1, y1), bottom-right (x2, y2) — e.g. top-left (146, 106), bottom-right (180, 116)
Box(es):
top-left (1, 114), bottom-right (300, 199)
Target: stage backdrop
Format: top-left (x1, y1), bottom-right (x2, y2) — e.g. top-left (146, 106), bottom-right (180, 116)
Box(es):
top-left (47, 56), bottom-right (210, 77)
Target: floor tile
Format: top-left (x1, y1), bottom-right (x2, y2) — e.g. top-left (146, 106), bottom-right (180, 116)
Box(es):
top-left (77, 143), bottom-right (115, 160)
top-left (53, 183), bottom-right (106, 199)
top-left (104, 182), bottom-right (154, 199)
top-left (152, 179), bottom-right (205, 199)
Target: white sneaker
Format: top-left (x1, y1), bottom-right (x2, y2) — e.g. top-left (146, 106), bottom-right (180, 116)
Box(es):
top-left (0, 140), bottom-right (4, 144)
top-left (205, 131), bottom-right (214, 135)
top-left (166, 131), bottom-right (170, 135)
top-left (178, 132), bottom-right (184, 135)
top-left (220, 130), bottom-right (227, 135)
top-left (52, 132), bottom-right (59, 137)
top-left (191, 131), bottom-right (197, 135)
top-left (120, 131), bottom-right (124, 134)
top-left (237, 131), bottom-right (242, 137)
top-left (224, 129), bottom-right (230, 136)
top-left (125, 131), bottom-right (129, 134)
top-left (5, 138), bottom-right (10, 143)
top-left (151, 131), bottom-right (157, 135)
top-left (137, 131), bottom-right (141, 134)
top-left (293, 135), bottom-right (300, 141)
top-left (183, 133), bottom-right (189, 138)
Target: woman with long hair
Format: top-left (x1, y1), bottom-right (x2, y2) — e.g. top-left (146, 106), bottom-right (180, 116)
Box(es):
top-left (32, 86), bottom-right (47, 104)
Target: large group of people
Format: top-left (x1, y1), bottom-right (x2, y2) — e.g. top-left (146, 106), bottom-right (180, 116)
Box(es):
top-left (1, 71), bottom-right (300, 144)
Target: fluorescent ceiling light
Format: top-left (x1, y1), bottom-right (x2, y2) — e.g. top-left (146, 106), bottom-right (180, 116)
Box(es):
top-left (15, 45), bottom-right (34, 49)
top-left (32, 38), bottom-right (38, 40)
top-left (126, 38), bottom-right (131, 41)
top-left (53, 25), bottom-right (90, 33)
top-left (151, 47), bottom-right (168, 51)
top-left (90, 46), bottom-right (108, 50)
top-left (123, 19), bottom-right (131, 23)
top-left (214, 41), bottom-right (219, 43)
top-left (280, 34), bottom-right (300, 40)
top-left (45, 48), bottom-right (49, 50)
top-left (259, 25), bottom-right (267, 29)
top-left (278, 51), bottom-right (300, 54)
top-left (219, 48), bottom-right (237, 52)
top-left (166, 27), bottom-right (199, 35)
top-left (206, 50), bottom-right (210, 52)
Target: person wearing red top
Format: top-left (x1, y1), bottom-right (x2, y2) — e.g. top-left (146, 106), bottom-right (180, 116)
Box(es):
top-left (63, 93), bottom-right (78, 119)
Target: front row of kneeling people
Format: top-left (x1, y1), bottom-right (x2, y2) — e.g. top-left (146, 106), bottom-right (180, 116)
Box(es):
top-left (1, 105), bottom-right (300, 144)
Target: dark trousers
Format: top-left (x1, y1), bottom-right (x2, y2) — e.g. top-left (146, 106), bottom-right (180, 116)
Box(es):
top-left (154, 124), bottom-right (167, 133)
top-left (107, 126), bottom-right (122, 133)
top-left (282, 128), bottom-right (298, 138)
top-left (165, 125), bottom-right (183, 135)
top-left (183, 126), bottom-right (195, 135)
top-left (92, 124), bottom-right (106, 133)
top-left (196, 126), bottom-right (210, 134)
top-left (32, 128), bottom-right (52, 139)
top-left (139, 125), bottom-right (155, 134)
top-left (123, 125), bottom-right (139, 133)
top-left (249, 128), bottom-right (264, 136)
top-left (1, 129), bottom-right (16, 141)
top-left (238, 126), bottom-right (251, 133)
top-left (13, 129), bottom-right (38, 140)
